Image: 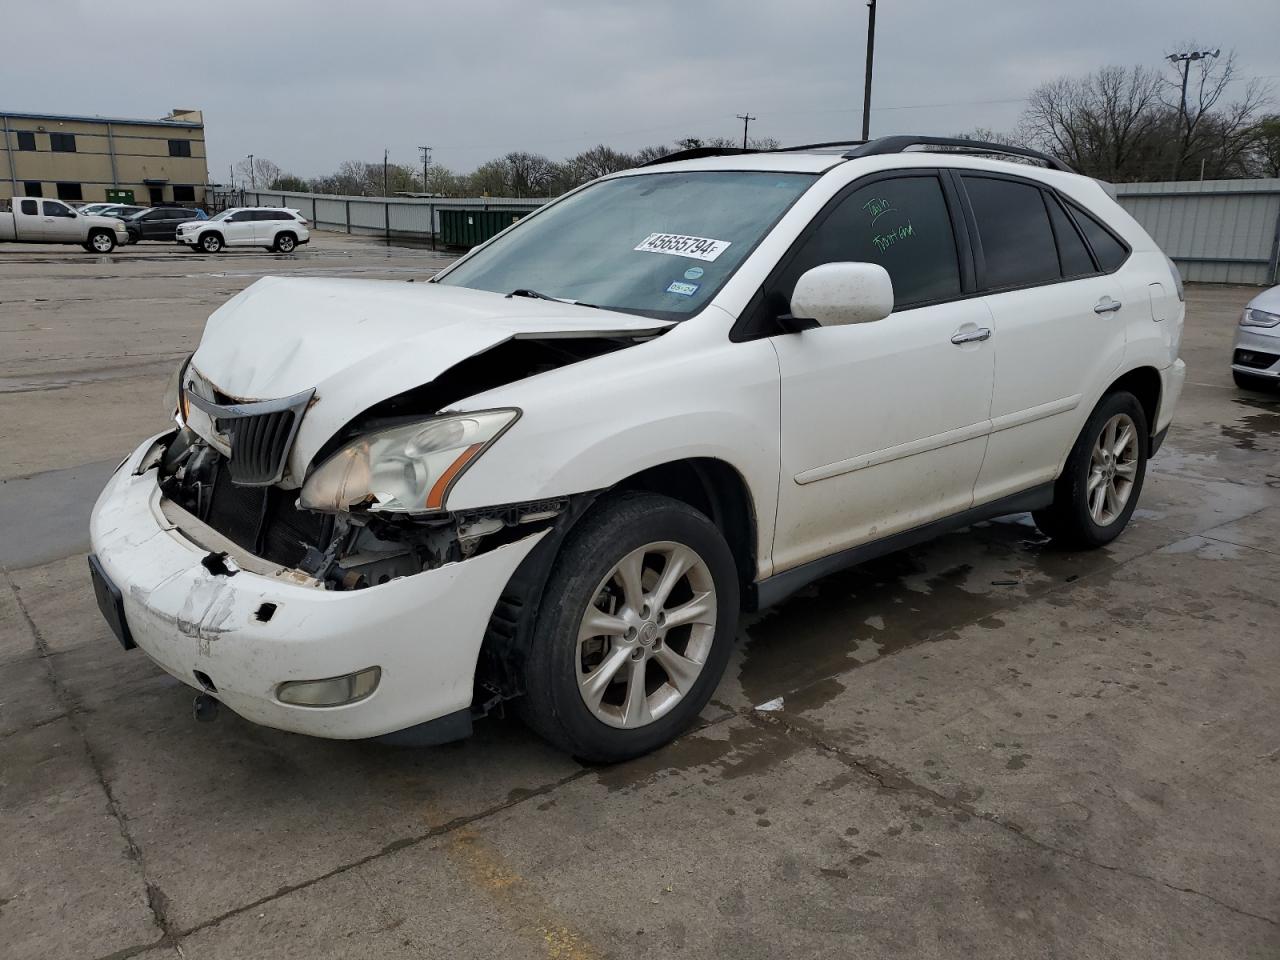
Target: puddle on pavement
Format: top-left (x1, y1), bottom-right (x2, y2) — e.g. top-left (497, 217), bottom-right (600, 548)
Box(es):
top-left (736, 515), bottom-right (1127, 711)
top-left (1220, 396), bottom-right (1280, 452)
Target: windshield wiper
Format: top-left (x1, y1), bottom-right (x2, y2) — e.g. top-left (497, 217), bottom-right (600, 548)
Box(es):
top-left (505, 288), bottom-right (598, 308)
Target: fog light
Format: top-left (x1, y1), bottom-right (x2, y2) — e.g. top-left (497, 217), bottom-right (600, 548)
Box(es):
top-left (277, 667), bottom-right (380, 707)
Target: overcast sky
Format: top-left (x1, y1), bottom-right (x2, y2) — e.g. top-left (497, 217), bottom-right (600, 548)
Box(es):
top-left (3, 0), bottom-right (1277, 181)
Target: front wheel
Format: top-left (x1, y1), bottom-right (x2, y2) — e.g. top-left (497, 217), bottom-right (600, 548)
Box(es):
top-left (1033, 391), bottom-right (1149, 549)
top-left (199, 233), bottom-right (223, 253)
top-left (87, 230), bottom-right (116, 253)
top-left (520, 492), bottom-right (739, 763)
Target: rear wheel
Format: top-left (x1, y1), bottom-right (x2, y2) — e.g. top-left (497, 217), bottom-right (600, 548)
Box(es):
top-left (87, 230), bottom-right (116, 253)
top-left (273, 232), bottom-right (297, 253)
top-left (199, 232), bottom-right (223, 253)
top-left (1233, 370), bottom-right (1276, 392)
top-left (520, 492), bottom-right (739, 763)
top-left (1033, 391), bottom-right (1148, 549)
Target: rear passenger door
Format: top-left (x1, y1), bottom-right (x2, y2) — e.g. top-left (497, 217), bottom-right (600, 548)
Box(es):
top-left (956, 173), bottom-right (1130, 503)
top-left (767, 171), bottom-right (996, 572)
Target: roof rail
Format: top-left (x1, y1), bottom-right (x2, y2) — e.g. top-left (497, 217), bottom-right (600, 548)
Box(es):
top-left (771, 139), bottom-right (869, 153)
top-left (640, 146), bottom-right (755, 166)
top-left (845, 136), bottom-right (1074, 173)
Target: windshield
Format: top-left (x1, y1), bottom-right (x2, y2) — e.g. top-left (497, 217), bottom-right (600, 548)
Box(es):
top-left (436, 170), bottom-right (816, 319)
top-left (208, 209), bottom-right (232, 221)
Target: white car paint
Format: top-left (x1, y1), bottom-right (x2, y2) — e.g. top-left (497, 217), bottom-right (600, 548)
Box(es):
top-left (89, 145), bottom-right (1186, 744)
top-left (177, 207), bottom-right (309, 250)
top-left (1231, 284), bottom-right (1280, 384)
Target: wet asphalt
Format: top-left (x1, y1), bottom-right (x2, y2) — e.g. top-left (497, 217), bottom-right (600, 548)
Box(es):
top-left (1, 234), bottom-right (1278, 959)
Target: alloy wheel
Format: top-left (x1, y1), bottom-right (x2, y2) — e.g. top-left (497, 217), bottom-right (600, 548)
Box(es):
top-left (91, 233), bottom-right (113, 253)
top-left (1088, 412), bottom-right (1139, 526)
top-left (576, 541), bottom-right (717, 729)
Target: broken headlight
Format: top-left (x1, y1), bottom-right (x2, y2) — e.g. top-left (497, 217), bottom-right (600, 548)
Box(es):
top-left (163, 355), bottom-right (192, 424)
top-left (299, 409), bottom-right (519, 514)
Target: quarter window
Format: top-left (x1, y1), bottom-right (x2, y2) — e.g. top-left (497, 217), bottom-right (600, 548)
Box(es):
top-left (962, 176), bottom-right (1060, 289)
top-left (773, 174), bottom-right (962, 311)
top-left (1067, 201), bottom-right (1129, 272)
top-left (49, 133), bottom-right (77, 153)
top-left (20, 199), bottom-right (37, 215)
top-left (1045, 194), bottom-right (1095, 277)
top-left (16, 131), bottom-right (36, 151)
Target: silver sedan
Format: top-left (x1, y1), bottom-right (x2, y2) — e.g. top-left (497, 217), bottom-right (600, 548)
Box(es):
top-left (1232, 284), bottom-right (1280, 391)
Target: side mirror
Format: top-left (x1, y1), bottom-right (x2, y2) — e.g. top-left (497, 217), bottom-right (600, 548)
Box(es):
top-left (790, 262), bottom-right (894, 328)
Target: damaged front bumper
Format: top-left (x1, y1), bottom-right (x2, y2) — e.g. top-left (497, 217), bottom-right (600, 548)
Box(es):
top-left (89, 433), bottom-right (548, 740)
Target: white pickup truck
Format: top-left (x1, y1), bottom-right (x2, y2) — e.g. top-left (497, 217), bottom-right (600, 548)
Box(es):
top-left (0, 197), bottom-right (129, 252)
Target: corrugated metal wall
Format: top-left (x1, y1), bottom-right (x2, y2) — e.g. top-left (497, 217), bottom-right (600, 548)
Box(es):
top-left (1113, 179), bottom-right (1280, 286)
top-left (238, 179), bottom-right (1280, 285)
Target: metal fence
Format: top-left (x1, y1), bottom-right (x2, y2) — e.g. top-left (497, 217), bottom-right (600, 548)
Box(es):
top-left (232, 177), bottom-right (1280, 285)
top-left (1112, 178), bottom-right (1280, 286)
top-left (231, 188), bottom-right (549, 248)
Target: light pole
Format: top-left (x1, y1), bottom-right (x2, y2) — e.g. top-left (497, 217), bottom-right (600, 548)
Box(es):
top-left (247, 154), bottom-right (255, 190)
top-left (418, 145), bottom-right (432, 192)
top-left (861, 0), bottom-right (877, 141)
top-left (1166, 48), bottom-right (1219, 178)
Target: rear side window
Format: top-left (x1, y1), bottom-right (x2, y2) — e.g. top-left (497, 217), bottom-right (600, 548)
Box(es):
top-left (20, 199), bottom-right (37, 215)
top-left (1067, 201), bottom-right (1129, 272)
top-left (1045, 194), bottom-right (1095, 277)
top-left (773, 174), bottom-right (962, 310)
top-left (962, 176), bottom-right (1059, 289)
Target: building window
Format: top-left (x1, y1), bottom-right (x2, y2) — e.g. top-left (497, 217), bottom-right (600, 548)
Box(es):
top-left (49, 133), bottom-right (77, 152)
top-left (172, 185), bottom-right (195, 202)
top-left (23, 181), bottom-right (43, 197)
top-left (168, 139), bottom-right (192, 157)
top-left (16, 130), bottom-right (36, 151)
top-left (55, 182), bottom-right (83, 202)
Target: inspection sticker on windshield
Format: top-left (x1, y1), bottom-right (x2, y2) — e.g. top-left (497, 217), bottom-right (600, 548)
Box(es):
top-left (634, 232), bottom-right (731, 262)
top-left (666, 280), bottom-right (700, 296)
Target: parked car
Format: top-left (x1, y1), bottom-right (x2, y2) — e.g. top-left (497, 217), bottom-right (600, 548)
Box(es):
top-left (123, 206), bottom-right (202, 243)
top-left (77, 203), bottom-right (118, 217)
top-left (1231, 284), bottom-right (1280, 391)
top-left (177, 207), bottom-right (309, 253)
top-left (89, 136), bottom-right (1185, 762)
top-left (0, 196), bottom-right (128, 252)
top-left (99, 204), bottom-right (146, 221)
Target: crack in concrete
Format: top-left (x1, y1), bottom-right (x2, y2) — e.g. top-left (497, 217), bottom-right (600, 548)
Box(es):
top-left (752, 709), bottom-right (1280, 930)
top-left (3, 569), bottom-right (179, 952)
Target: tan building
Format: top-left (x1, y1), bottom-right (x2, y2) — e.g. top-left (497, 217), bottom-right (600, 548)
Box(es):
top-left (0, 108), bottom-right (208, 206)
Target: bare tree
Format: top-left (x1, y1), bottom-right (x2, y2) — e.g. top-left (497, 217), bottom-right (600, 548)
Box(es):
top-left (1158, 46), bottom-right (1270, 178)
top-left (235, 156), bottom-right (282, 190)
top-left (500, 152), bottom-right (556, 197)
top-left (1021, 66), bottom-right (1167, 179)
top-left (571, 144), bottom-right (636, 181)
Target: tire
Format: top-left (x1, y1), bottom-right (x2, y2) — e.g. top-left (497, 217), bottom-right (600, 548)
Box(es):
top-left (273, 232), bottom-right (297, 253)
top-left (87, 230), bottom-right (116, 253)
top-left (1033, 391), bottom-right (1149, 549)
top-left (199, 232), bottom-right (223, 253)
top-left (1233, 370), bottom-right (1276, 392)
top-left (519, 492), bottom-right (740, 763)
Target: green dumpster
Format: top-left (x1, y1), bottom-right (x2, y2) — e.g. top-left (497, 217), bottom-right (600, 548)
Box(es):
top-left (439, 209), bottom-right (530, 247)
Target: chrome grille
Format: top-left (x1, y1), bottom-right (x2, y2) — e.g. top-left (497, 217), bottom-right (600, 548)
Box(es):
top-left (185, 387), bottom-right (314, 486)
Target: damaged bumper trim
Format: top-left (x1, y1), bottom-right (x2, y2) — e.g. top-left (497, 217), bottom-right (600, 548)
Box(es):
top-left (90, 435), bottom-right (549, 741)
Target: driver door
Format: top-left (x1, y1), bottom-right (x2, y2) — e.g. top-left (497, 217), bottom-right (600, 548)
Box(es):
top-left (764, 171), bottom-right (996, 572)
top-left (42, 200), bottom-right (81, 241)
top-left (224, 212), bottom-right (256, 245)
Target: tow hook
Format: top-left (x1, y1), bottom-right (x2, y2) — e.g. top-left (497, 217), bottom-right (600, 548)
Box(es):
top-left (193, 693), bottom-right (220, 723)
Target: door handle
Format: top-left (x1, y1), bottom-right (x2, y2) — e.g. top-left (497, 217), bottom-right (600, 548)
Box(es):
top-left (1094, 297), bottom-right (1123, 314)
top-left (951, 327), bottom-right (992, 345)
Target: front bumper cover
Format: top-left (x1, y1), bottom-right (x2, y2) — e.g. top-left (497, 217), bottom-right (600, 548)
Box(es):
top-left (89, 434), bottom-right (547, 740)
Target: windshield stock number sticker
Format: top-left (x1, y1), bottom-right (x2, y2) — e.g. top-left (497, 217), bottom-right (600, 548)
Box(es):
top-left (634, 233), bottom-right (731, 262)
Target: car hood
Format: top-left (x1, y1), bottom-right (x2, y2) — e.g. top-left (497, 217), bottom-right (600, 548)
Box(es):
top-left (86, 214), bottom-right (127, 228)
top-left (187, 276), bottom-right (672, 477)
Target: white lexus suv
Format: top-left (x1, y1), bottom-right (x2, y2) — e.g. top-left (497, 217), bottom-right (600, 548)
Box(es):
top-left (177, 207), bottom-right (309, 253)
top-left (89, 136), bottom-right (1185, 761)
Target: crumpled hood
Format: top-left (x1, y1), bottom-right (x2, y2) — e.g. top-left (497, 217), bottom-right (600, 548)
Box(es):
top-left (188, 276), bottom-right (671, 481)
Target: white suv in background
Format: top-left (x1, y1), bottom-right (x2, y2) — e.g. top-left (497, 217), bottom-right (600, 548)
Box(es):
top-left (178, 207), bottom-right (309, 253)
top-left (90, 136), bottom-right (1185, 762)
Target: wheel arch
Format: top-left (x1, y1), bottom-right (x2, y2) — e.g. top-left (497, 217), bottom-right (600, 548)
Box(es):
top-left (1104, 365), bottom-right (1162, 438)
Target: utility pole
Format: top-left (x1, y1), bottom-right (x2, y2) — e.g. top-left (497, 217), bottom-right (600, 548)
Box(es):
top-left (861, 0), bottom-right (877, 141)
top-left (736, 114), bottom-right (757, 150)
top-left (383, 147), bottom-right (389, 196)
top-left (247, 153), bottom-right (255, 190)
top-left (1166, 48), bottom-right (1219, 179)
top-left (418, 145), bottom-right (432, 192)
